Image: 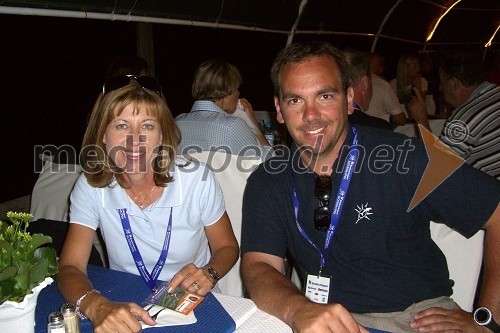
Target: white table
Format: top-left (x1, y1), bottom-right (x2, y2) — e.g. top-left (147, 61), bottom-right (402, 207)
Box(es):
top-left (214, 293), bottom-right (292, 333)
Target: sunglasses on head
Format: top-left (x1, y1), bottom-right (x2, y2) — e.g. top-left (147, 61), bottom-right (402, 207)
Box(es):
top-left (102, 75), bottom-right (162, 96)
top-left (314, 176), bottom-right (331, 231)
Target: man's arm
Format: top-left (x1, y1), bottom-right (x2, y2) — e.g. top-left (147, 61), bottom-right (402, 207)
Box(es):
top-left (389, 112), bottom-right (406, 126)
top-left (241, 252), bottom-right (367, 333)
top-left (411, 204), bottom-right (500, 332)
top-left (477, 204), bottom-right (500, 317)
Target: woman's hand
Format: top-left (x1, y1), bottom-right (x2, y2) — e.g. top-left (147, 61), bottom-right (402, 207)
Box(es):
top-left (90, 300), bottom-right (156, 333)
top-left (412, 74), bottom-right (423, 91)
top-left (167, 263), bottom-right (215, 296)
top-left (407, 86), bottom-right (430, 132)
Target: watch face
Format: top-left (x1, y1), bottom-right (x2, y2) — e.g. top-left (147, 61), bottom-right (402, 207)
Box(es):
top-left (475, 308), bottom-right (491, 325)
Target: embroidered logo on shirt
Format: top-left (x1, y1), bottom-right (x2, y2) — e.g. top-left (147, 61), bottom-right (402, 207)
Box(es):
top-left (355, 203), bottom-right (373, 224)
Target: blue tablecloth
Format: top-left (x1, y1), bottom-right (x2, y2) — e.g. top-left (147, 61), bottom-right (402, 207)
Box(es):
top-left (35, 265), bottom-right (236, 332)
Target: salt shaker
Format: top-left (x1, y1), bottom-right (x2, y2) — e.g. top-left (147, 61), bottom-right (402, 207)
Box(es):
top-left (47, 311), bottom-right (66, 333)
top-left (61, 303), bottom-right (80, 333)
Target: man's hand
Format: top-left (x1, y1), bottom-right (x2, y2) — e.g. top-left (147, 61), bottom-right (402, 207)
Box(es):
top-left (410, 307), bottom-right (488, 332)
top-left (290, 301), bottom-right (369, 333)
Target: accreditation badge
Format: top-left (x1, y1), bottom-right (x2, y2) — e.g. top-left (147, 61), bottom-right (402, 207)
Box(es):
top-left (305, 273), bottom-right (331, 304)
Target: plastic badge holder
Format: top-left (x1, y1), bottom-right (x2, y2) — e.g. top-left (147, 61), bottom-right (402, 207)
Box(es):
top-left (144, 281), bottom-right (203, 315)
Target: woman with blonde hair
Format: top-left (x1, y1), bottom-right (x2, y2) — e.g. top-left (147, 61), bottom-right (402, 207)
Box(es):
top-left (57, 76), bottom-right (238, 332)
top-left (391, 54), bottom-right (435, 114)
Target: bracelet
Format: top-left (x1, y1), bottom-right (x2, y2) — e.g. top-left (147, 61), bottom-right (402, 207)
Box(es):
top-left (203, 266), bottom-right (221, 289)
top-left (75, 289), bottom-right (100, 319)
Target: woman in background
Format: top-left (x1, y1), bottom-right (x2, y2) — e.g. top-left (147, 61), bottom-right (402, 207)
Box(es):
top-left (391, 54), bottom-right (435, 115)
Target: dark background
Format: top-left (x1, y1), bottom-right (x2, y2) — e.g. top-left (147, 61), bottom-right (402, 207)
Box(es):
top-left (0, 14), bottom-right (498, 203)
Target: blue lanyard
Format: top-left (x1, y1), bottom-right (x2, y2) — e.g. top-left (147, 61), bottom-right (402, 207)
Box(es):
top-left (117, 208), bottom-right (173, 291)
top-left (292, 126), bottom-right (359, 275)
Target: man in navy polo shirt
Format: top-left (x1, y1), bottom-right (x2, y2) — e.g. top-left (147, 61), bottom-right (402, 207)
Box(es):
top-left (240, 41), bottom-right (499, 333)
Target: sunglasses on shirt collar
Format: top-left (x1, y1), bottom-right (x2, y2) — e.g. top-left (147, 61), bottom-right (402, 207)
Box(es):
top-left (102, 75), bottom-right (162, 96)
top-left (314, 176), bottom-right (332, 231)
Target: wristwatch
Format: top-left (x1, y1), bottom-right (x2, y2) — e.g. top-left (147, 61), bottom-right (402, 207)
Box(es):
top-left (204, 266), bottom-right (221, 288)
top-left (474, 307), bottom-right (500, 333)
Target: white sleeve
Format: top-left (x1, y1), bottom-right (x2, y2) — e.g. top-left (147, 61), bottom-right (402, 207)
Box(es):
top-left (197, 164), bottom-right (226, 226)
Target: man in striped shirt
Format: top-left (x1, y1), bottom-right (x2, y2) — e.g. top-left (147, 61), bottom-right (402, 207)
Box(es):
top-left (438, 52), bottom-right (499, 179)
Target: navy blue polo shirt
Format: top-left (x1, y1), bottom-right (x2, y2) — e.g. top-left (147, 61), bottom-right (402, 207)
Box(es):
top-left (241, 124), bottom-right (499, 313)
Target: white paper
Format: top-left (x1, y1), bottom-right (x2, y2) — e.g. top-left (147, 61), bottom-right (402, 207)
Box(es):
top-left (141, 304), bottom-right (197, 329)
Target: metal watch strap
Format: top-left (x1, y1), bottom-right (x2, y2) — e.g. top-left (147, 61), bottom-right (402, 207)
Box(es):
top-left (204, 266), bottom-right (221, 288)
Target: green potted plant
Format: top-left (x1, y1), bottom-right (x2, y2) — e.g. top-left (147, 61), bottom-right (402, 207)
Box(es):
top-left (0, 211), bottom-right (58, 332)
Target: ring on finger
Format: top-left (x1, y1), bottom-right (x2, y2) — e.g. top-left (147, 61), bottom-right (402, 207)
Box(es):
top-left (192, 282), bottom-right (201, 292)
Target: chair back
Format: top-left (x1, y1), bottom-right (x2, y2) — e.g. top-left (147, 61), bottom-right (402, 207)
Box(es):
top-left (30, 154), bottom-right (82, 222)
top-left (187, 151), bottom-right (262, 297)
top-left (430, 221), bottom-right (484, 311)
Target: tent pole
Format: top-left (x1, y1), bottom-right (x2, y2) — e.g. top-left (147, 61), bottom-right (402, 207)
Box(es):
top-left (0, 6), bottom-right (288, 35)
top-left (371, 0), bottom-right (404, 52)
top-left (286, 0), bottom-right (309, 46)
top-left (136, 23), bottom-right (155, 77)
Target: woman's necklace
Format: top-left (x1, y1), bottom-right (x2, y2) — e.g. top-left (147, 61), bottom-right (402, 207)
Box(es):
top-left (129, 185), bottom-right (157, 209)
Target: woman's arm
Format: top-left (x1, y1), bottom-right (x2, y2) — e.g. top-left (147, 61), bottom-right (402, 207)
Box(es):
top-left (167, 212), bottom-right (239, 294)
top-left (57, 223), bottom-right (155, 331)
top-left (203, 211), bottom-right (239, 278)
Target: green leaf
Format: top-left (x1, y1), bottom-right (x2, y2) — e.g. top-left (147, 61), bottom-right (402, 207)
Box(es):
top-left (0, 266), bottom-right (18, 282)
top-left (0, 239), bottom-right (13, 269)
top-left (33, 247), bottom-right (58, 278)
top-left (45, 248), bottom-right (58, 275)
top-left (29, 258), bottom-right (48, 289)
top-left (0, 279), bottom-right (16, 303)
top-left (0, 221), bottom-right (8, 233)
top-left (28, 234), bottom-right (53, 253)
top-left (14, 261), bottom-right (30, 292)
top-left (9, 287), bottom-right (32, 303)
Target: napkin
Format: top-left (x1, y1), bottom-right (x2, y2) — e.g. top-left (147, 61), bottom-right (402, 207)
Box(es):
top-left (141, 304), bottom-right (197, 329)
top-left (233, 107), bottom-right (261, 135)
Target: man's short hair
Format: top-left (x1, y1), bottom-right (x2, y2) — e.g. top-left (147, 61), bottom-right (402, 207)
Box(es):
top-left (439, 51), bottom-right (487, 87)
top-left (342, 48), bottom-right (371, 85)
top-left (270, 41), bottom-right (351, 100)
top-left (192, 59), bottom-right (242, 101)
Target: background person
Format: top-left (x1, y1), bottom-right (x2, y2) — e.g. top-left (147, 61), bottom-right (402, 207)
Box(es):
top-left (176, 59), bottom-right (272, 159)
top-left (57, 77), bottom-right (238, 332)
top-left (368, 52), bottom-right (385, 78)
top-left (240, 41), bottom-right (500, 333)
top-left (391, 54), bottom-right (436, 116)
top-left (366, 52), bottom-right (406, 126)
top-left (105, 55), bottom-right (149, 80)
top-left (438, 51), bottom-right (500, 179)
top-left (342, 48), bottom-right (393, 131)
